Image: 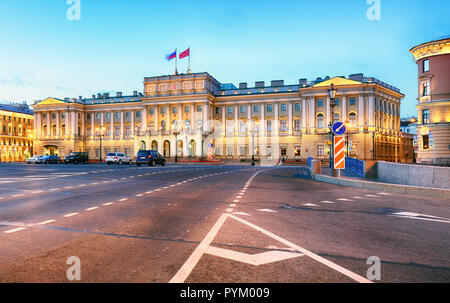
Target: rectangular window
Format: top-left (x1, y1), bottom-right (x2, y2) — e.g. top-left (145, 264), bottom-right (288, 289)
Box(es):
top-left (294, 146), bottom-right (301, 157)
top-left (125, 148), bottom-right (131, 157)
top-left (240, 106), bottom-right (246, 113)
top-left (280, 120), bottom-right (287, 132)
top-left (105, 113), bottom-right (110, 119)
top-left (349, 97), bottom-right (356, 105)
top-left (215, 107), bottom-right (221, 114)
top-left (95, 149), bottom-right (100, 157)
top-left (115, 126), bottom-right (120, 136)
top-left (149, 107), bottom-right (154, 115)
top-left (197, 105), bottom-right (202, 112)
top-left (294, 120), bottom-right (301, 131)
top-left (240, 121), bottom-right (246, 133)
top-left (96, 113), bottom-right (101, 120)
top-left (295, 103), bottom-right (301, 111)
top-left (87, 128), bottom-right (91, 136)
top-left (239, 146), bottom-right (246, 156)
top-left (126, 126), bottom-right (131, 136)
top-left (422, 109), bottom-right (430, 124)
top-left (228, 107), bottom-right (233, 114)
top-left (173, 107), bottom-right (178, 114)
top-left (161, 107), bottom-right (166, 114)
top-left (136, 111), bottom-right (141, 118)
top-left (125, 112), bottom-right (131, 118)
top-left (422, 135), bottom-right (429, 150)
top-left (226, 121), bottom-right (234, 133)
top-left (422, 82), bottom-right (430, 96)
top-left (280, 104), bottom-right (286, 112)
top-left (317, 99), bottom-right (324, 107)
top-left (185, 106), bottom-right (189, 113)
top-left (227, 146), bottom-right (234, 156)
top-left (317, 145), bottom-right (324, 156)
top-left (334, 98), bottom-right (340, 106)
top-left (253, 105), bottom-right (259, 113)
top-left (423, 59), bottom-right (430, 72)
top-left (267, 104), bottom-right (273, 112)
top-left (267, 120), bottom-right (272, 132)
top-left (115, 112), bottom-right (120, 119)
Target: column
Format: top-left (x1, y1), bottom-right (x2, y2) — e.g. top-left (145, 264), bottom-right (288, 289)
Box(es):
top-left (274, 102), bottom-right (279, 133)
top-left (248, 104), bottom-right (252, 157)
top-left (131, 110), bottom-right (135, 136)
top-left (56, 111), bottom-right (60, 137)
top-left (301, 98), bottom-right (306, 131)
top-left (91, 112), bottom-right (94, 139)
top-left (70, 111), bottom-right (76, 138)
top-left (155, 106), bottom-right (159, 132)
top-left (81, 112), bottom-right (85, 137)
top-left (37, 113), bottom-right (41, 138)
top-left (120, 111), bottom-right (124, 139)
top-left (110, 111), bottom-right (114, 139)
top-left (222, 106), bottom-right (226, 137)
top-left (288, 102), bottom-right (293, 134)
top-left (326, 96), bottom-right (330, 127)
top-left (368, 95), bottom-right (375, 128)
top-left (358, 95), bottom-right (365, 128)
top-left (309, 97), bottom-right (315, 131)
top-left (342, 95), bottom-right (347, 123)
top-left (47, 111), bottom-right (50, 137)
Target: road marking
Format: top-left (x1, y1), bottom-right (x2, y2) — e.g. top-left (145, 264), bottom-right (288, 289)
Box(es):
top-left (303, 203), bottom-right (320, 207)
top-left (64, 186), bottom-right (73, 189)
top-left (170, 213), bottom-right (228, 283)
top-left (103, 202), bottom-right (114, 206)
top-left (136, 194), bottom-right (143, 197)
top-left (229, 214), bottom-right (372, 283)
top-left (4, 227), bottom-right (27, 234)
top-left (337, 198), bottom-right (353, 201)
top-left (145, 191), bottom-right (153, 194)
top-left (230, 204), bottom-right (237, 207)
top-left (63, 213), bottom-right (79, 218)
top-left (390, 212), bottom-right (450, 224)
top-left (38, 220), bottom-right (56, 225)
top-left (225, 208), bottom-right (233, 213)
top-left (33, 190), bottom-right (43, 194)
top-left (12, 194), bottom-right (25, 197)
top-left (258, 209), bottom-right (278, 213)
top-left (320, 201), bottom-right (335, 204)
top-left (86, 207), bottom-right (99, 211)
top-left (378, 192), bottom-right (392, 196)
top-left (352, 196), bottom-right (363, 199)
top-left (233, 199), bottom-right (240, 203)
top-left (91, 182), bottom-right (99, 185)
top-left (232, 212), bottom-right (251, 216)
top-left (365, 194), bottom-right (380, 197)
top-left (154, 188), bottom-right (162, 191)
top-left (119, 198), bottom-right (129, 201)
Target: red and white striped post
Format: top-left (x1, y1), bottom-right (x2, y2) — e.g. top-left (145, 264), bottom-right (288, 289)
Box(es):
top-left (334, 136), bottom-right (345, 178)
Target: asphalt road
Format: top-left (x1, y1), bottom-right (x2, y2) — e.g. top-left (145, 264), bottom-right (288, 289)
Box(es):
top-left (0, 163), bottom-right (449, 283)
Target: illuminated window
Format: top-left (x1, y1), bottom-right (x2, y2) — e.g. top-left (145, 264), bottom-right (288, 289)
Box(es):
top-left (317, 114), bottom-right (324, 129)
top-left (422, 82), bottom-right (430, 96)
top-left (294, 146), bottom-right (301, 157)
top-left (317, 145), bottom-right (324, 156)
top-left (349, 113), bottom-right (357, 127)
top-left (294, 120), bottom-right (301, 131)
top-left (422, 109), bottom-right (430, 125)
top-left (423, 59), bottom-right (429, 72)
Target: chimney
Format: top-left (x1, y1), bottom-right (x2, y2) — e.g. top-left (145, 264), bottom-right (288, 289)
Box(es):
top-left (64, 97), bottom-right (70, 102)
top-left (78, 96), bottom-right (83, 101)
top-left (299, 79), bottom-right (307, 86)
top-left (92, 95), bottom-right (96, 99)
top-left (133, 91), bottom-right (138, 96)
top-left (349, 73), bottom-right (364, 81)
top-left (239, 83), bottom-right (248, 89)
top-left (255, 81), bottom-right (265, 88)
top-left (271, 80), bottom-right (284, 87)
top-left (97, 93), bottom-right (102, 99)
top-left (116, 92), bottom-right (122, 97)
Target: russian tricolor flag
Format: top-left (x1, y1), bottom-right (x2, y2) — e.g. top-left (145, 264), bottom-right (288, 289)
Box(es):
top-left (166, 49), bottom-right (177, 61)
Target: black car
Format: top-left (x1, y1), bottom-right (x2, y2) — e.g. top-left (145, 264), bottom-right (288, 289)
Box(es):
top-left (41, 155), bottom-right (61, 164)
top-left (136, 150), bottom-right (166, 166)
top-left (64, 152), bottom-right (89, 164)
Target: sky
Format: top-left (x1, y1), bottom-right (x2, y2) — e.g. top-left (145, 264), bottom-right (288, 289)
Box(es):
top-left (0, 0), bottom-right (449, 118)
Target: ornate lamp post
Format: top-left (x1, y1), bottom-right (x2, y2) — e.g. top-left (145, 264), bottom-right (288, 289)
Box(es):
top-left (96, 127), bottom-right (105, 162)
top-left (328, 83), bottom-right (338, 177)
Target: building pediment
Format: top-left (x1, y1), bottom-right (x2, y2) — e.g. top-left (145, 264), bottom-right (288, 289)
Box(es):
top-left (34, 98), bottom-right (67, 106)
top-left (312, 77), bottom-right (362, 87)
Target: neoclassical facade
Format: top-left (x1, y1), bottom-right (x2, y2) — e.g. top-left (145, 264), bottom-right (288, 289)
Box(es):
top-left (0, 103), bottom-right (34, 162)
top-left (410, 36), bottom-right (450, 165)
top-left (32, 72), bottom-right (407, 162)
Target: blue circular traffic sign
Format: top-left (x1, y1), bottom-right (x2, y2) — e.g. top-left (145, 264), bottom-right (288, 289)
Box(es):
top-left (332, 122), bottom-right (347, 135)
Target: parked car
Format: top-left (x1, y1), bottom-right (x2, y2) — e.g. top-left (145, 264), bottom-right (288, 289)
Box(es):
top-left (27, 155), bottom-right (44, 164)
top-left (105, 152), bottom-right (132, 165)
top-left (41, 155), bottom-right (61, 164)
top-left (136, 150), bottom-right (166, 167)
top-left (64, 152), bottom-right (89, 164)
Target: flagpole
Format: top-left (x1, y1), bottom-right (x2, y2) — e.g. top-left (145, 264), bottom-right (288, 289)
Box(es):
top-left (175, 49), bottom-right (178, 75)
top-left (187, 47), bottom-right (191, 74)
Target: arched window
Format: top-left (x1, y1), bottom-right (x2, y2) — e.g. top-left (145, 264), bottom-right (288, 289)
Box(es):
top-left (349, 113), bottom-right (357, 128)
top-left (317, 114), bottom-right (324, 129)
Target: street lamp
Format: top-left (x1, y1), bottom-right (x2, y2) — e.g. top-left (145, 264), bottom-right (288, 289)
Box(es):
top-left (345, 119), bottom-right (350, 156)
top-left (173, 121), bottom-right (180, 163)
top-left (328, 83), bottom-right (338, 177)
top-left (372, 132), bottom-right (376, 160)
top-left (249, 120), bottom-right (259, 166)
top-left (96, 127), bottom-right (105, 163)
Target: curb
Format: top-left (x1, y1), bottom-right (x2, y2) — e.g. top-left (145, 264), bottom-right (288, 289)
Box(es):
top-left (313, 174), bottom-right (450, 200)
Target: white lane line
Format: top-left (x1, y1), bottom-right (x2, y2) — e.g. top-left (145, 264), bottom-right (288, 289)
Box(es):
top-left (337, 198), bottom-right (353, 201)
top-left (4, 227), bottom-right (27, 234)
top-left (303, 203), bottom-right (320, 207)
top-left (352, 196), bottom-right (363, 199)
top-left (154, 189), bottom-right (162, 191)
top-left (169, 213), bottom-right (228, 283)
top-left (233, 199), bottom-right (240, 203)
top-left (229, 214), bottom-right (372, 283)
top-left (63, 213), bottom-right (79, 218)
top-left (232, 212), bottom-right (251, 216)
top-left (365, 194), bottom-right (380, 198)
top-left (33, 190), bottom-right (43, 194)
top-left (119, 198), bottom-right (129, 201)
top-left (378, 192), bottom-right (392, 196)
top-left (136, 194), bottom-right (143, 197)
top-left (320, 201), bottom-right (335, 204)
top-left (230, 204), bottom-right (237, 207)
top-left (103, 202), bottom-right (114, 206)
top-left (145, 191), bottom-right (153, 194)
top-left (236, 195), bottom-right (243, 199)
top-left (225, 208), bottom-right (233, 213)
top-left (12, 194), bottom-right (25, 197)
top-left (258, 209), bottom-right (278, 213)
top-left (91, 183), bottom-right (99, 185)
top-left (64, 186), bottom-right (73, 189)
top-left (38, 220), bottom-right (56, 225)
top-left (86, 207), bottom-right (99, 211)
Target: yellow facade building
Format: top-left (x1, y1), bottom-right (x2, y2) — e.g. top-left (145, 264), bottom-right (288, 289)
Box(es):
top-left (0, 103), bottom-right (34, 162)
top-left (32, 72), bottom-right (407, 162)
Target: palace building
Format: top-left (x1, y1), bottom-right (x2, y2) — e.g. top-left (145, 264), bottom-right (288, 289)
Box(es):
top-left (410, 36), bottom-right (450, 165)
top-left (32, 72), bottom-right (408, 162)
top-left (0, 103), bottom-right (34, 162)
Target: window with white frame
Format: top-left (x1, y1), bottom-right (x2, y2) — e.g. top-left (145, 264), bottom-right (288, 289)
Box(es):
top-left (280, 120), bottom-right (287, 132)
top-left (240, 121), bottom-right (246, 133)
top-left (317, 145), bottom-right (324, 156)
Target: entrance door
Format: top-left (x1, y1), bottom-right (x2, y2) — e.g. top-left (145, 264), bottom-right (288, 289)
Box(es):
top-left (163, 140), bottom-right (170, 158)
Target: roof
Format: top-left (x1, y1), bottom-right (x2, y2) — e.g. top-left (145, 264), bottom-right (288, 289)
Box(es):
top-left (0, 104), bottom-right (33, 115)
top-left (312, 77), bottom-right (362, 87)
